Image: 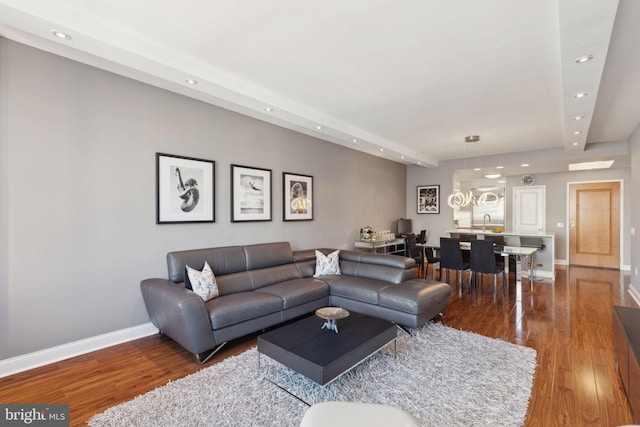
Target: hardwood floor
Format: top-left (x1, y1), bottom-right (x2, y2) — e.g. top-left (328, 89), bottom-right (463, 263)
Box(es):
top-left (0, 265), bottom-right (637, 426)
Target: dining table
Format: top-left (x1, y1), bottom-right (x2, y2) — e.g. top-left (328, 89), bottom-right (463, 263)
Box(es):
top-left (417, 241), bottom-right (537, 292)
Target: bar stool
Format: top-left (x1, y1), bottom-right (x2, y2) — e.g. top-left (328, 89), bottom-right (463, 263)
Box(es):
top-left (519, 236), bottom-right (545, 282)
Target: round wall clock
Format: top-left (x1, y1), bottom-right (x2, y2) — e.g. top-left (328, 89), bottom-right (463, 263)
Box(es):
top-left (521, 174), bottom-right (536, 185)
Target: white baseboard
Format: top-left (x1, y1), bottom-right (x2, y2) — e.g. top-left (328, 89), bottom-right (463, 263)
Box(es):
top-left (629, 286), bottom-right (640, 307)
top-left (0, 322), bottom-right (158, 378)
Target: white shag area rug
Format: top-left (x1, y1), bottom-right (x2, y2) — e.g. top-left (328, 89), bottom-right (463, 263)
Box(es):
top-left (88, 323), bottom-right (536, 427)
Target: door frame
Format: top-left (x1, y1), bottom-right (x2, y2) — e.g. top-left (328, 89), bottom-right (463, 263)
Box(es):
top-left (565, 179), bottom-right (624, 269)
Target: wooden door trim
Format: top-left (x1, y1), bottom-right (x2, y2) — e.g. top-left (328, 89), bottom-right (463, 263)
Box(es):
top-left (566, 179), bottom-right (623, 269)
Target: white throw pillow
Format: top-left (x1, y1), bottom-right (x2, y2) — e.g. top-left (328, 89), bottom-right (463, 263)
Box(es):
top-left (185, 261), bottom-right (219, 302)
top-left (313, 250), bottom-right (341, 277)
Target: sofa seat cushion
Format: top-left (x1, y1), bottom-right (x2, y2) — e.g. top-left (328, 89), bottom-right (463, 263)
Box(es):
top-left (206, 292), bottom-right (282, 329)
top-left (325, 276), bottom-right (392, 305)
top-left (378, 280), bottom-right (451, 315)
top-left (258, 278), bottom-right (329, 309)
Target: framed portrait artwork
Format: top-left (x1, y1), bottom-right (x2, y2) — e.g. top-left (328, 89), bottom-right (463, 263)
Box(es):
top-left (283, 172), bottom-right (313, 221)
top-left (156, 153), bottom-right (215, 224)
top-left (231, 164), bottom-right (272, 222)
top-left (417, 185), bottom-right (440, 214)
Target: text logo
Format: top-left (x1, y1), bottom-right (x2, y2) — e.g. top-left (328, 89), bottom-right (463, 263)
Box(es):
top-left (1, 405), bottom-right (69, 426)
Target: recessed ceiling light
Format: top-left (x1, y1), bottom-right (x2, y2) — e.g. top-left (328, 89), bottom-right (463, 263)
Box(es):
top-left (352, 139), bottom-right (358, 143)
top-left (496, 166), bottom-right (504, 169)
top-left (473, 167), bottom-right (481, 171)
top-left (316, 125), bottom-right (323, 130)
top-left (483, 173), bottom-right (502, 179)
top-left (476, 186), bottom-right (499, 192)
top-left (521, 163), bottom-right (529, 167)
top-left (573, 115), bottom-right (584, 120)
top-left (417, 161), bottom-right (422, 165)
top-left (379, 148), bottom-right (384, 152)
top-left (575, 55), bottom-right (594, 63)
top-left (185, 79), bottom-right (198, 85)
top-left (573, 131), bottom-right (581, 135)
top-left (574, 92), bottom-right (588, 98)
top-left (572, 142), bottom-right (579, 146)
top-left (51, 30), bottom-right (72, 40)
top-left (569, 160), bottom-right (614, 171)
top-left (264, 107), bottom-right (273, 112)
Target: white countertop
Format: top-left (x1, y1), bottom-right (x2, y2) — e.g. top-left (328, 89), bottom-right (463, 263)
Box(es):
top-left (448, 229), bottom-right (555, 238)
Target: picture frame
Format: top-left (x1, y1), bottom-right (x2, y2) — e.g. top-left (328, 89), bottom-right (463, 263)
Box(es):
top-left (156, 153), bottom-right (215, 224)
top-left (231, 164), bottom-right (272, 222)
top-left (417, 185), bottom-right (440, 214)
top-left (283, 172), bottom-right (313, 221)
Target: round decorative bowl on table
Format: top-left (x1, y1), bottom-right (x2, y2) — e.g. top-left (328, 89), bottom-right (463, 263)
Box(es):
top-left (315, 307), bottom-right (350, 333)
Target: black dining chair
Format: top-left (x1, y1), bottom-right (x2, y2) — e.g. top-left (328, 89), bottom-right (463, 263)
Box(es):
top-left (470, 239), bottom-right (506, 296)
top-left (484, 234), bottom-right (504, 249)
top-left (458, 233), bottom-right (477, 242)
top-left (418, 229), bottom-right (427, 244)
top-left (439, 237), bottom-right (470, 291)
top-left (404, 233), bottom-right (424, 276)
top-left (483, 235), bottom-right (508, 270)
top-left (423, 245), bottom-right (440, 280)
top-left (454, 233), bottom-right (476, 264)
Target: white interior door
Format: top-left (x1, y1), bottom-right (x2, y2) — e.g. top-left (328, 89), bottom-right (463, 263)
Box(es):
top-left (513, 185), bottom-right (546, 233)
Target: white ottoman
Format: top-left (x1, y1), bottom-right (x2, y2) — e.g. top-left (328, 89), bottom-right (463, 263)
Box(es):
top-left (299, 401), bottom-right (420, 427)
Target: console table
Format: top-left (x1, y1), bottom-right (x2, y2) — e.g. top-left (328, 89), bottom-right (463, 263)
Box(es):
top-left (354, 238), bottom-right (406, 255)
top-left (613, 305), bottom-right (640, 422)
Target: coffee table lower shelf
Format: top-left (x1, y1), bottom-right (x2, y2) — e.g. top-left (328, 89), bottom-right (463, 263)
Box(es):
top-left (257, 312), bottom-right (397, 404)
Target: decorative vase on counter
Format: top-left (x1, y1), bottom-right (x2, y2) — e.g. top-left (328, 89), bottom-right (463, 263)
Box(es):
top-left (360, 226), bottom-right (374, 241)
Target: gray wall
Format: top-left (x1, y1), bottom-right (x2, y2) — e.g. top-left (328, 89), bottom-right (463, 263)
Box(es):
top-left (0, 39), bottom-right (407, 360)
top-left (407, 150), bottom-right (632, 265)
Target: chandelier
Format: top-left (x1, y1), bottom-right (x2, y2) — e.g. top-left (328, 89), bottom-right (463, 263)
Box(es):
top-left (447, 190), bottom-right (500, 208)
top-left (447, 135), bottom-right (501, 208)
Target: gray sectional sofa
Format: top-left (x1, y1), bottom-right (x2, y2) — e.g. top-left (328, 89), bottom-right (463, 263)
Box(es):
top-left (140, 242), bottom-right (451, 363)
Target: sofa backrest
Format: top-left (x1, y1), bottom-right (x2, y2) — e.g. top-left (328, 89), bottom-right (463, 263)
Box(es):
top-left (166, 243), bottom-right (416, 295)
top-left (244, 242), bottom-right (293, 270)
top-left (167, 245), bottom-right (247, 282)
top-left (166, 242), bottom-right (299, 295)
top-left (292, 249), bottom-right (318, 278)
top-left (338, 250), bottom-right (416, 284)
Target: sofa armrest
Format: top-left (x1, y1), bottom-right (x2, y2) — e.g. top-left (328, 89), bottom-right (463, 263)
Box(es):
top-left (140, 278), bottom-right (216, 355)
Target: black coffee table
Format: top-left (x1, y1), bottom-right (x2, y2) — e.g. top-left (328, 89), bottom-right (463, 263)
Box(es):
top-left (257, 311), bottom-right (396, 388)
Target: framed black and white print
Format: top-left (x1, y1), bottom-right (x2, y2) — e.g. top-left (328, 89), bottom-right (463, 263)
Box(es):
top-left (283, 172), bottom-right (313, 221)
top-left (231, 164), bottom-right (272, 222)
top-left (156, 153), bottom-right (215, 224)
top-left (417, 185), bottom-right (440, 214)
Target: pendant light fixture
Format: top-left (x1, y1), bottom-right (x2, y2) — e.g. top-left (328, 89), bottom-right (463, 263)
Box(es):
top-left (447, 136), bottom-right (500, 208)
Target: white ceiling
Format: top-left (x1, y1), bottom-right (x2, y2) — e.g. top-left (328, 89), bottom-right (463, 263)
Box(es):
top-left (1, 0), bottom-right (639, 169)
